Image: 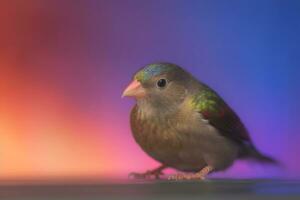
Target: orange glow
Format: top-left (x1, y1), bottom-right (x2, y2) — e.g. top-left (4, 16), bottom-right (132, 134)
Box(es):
top-left (0, 65), bottom-right (114, 179)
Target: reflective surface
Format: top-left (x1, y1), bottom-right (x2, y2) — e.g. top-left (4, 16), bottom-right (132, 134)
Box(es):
top-left (1, 179), bottom-right (300, 200)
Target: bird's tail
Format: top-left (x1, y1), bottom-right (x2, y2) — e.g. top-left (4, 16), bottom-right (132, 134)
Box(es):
top-left (240, 144), bottom-right (279, 165)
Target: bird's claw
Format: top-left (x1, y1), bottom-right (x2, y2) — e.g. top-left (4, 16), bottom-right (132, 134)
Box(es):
top-left (168, 173), bottom-right (205, 181)
top-left (128, 172), bottom-right (147, 179)
top-left (128, 170), bottom-right (164, 180)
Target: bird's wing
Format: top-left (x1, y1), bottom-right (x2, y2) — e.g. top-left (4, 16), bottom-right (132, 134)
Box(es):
top-left (190, 87), bottom-right (251, 145)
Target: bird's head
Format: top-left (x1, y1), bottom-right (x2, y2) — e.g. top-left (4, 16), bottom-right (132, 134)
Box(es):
top-left (122, 63), bottom-right (191, 111)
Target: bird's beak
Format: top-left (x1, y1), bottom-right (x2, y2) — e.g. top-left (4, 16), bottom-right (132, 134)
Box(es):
top-left (122, 79), bottom-right (146, 98)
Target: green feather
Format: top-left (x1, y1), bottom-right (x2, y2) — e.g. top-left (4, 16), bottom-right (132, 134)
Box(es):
top-left (191, 88), bottom-right (222, 117)
top-left (135, 63), bottom-right (173, 82)
top-left (191, 87), bottom-right (251, 143)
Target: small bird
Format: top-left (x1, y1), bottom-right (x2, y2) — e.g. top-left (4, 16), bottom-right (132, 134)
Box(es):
top-left (122, 63), bottom-right (277, 180)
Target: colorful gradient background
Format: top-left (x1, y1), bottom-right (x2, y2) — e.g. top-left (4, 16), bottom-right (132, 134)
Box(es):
top-left (0, 0), bottom-right (299, 180)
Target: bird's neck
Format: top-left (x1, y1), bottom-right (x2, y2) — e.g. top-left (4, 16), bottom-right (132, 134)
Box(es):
top-left (136, 98), bottom-right (180, 120)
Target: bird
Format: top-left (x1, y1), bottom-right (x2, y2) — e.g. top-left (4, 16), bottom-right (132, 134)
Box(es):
top-left (122, 63), bottom-right (277, 180)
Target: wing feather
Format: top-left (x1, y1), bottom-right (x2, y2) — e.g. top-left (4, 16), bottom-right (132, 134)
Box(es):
top-left (191, 87), bottom-right (251, 144)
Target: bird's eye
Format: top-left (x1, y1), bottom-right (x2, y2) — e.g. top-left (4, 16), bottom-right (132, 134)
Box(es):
top-left (157, 79), bottom-right (167, 88)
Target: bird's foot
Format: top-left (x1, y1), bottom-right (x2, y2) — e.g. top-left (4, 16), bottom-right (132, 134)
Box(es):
top-left (129, 165), bottom-right (166, 180)
top-left (168, 173), bottom-right (205, 181)
top-left (129, 170), bottom-right (163, 180)
top-left (168, 166), bottom-right (213, 181)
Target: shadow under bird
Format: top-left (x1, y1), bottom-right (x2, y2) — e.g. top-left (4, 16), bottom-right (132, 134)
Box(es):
top-left (122, 63), bottom-right (277, 180)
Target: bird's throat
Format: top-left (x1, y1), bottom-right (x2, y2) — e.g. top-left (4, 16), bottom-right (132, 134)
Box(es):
top-left (136, 98), bottom-right (179, 120)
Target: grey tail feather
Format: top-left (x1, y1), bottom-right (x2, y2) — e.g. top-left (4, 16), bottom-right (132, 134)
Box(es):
top-left (239, 144), bottom-right (279, 165)
top-left (250, 150), bottom-right (278, 164)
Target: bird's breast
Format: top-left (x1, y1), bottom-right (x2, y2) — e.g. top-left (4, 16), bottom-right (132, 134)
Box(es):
top-left (130, 105), bottom-right (185, 162)
top-left (129, 104), bottom-right (208, 171)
